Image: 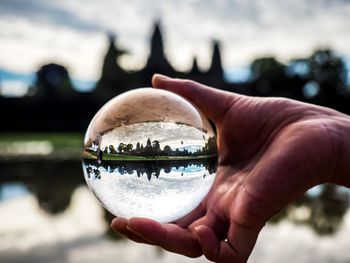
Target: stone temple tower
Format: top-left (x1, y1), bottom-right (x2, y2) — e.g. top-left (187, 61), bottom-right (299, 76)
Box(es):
top-left (142, 22), bottom-right (175, 84)
top-left (206, 40), bottom-right (224, 87)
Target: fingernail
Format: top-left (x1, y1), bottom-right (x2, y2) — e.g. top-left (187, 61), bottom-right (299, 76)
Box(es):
top-left (110, 217), bottom-right (128, 230)
top-left (153, 73), bottom-right (170, 80)
top-left (110, 218), bottom-right (118, 228)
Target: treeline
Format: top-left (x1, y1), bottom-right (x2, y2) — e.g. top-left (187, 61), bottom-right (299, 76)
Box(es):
top-left (101, 137), bottom-right (217, 157)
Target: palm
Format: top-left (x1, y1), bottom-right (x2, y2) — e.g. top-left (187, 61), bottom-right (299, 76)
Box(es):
top-left (183, 96), bottom-right (336, 259)
top-left (112, 76), bottom-right (339, 263)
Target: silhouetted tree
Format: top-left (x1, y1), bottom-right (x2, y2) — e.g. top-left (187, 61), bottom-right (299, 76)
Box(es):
top-left (250, 57), bottom-right (290, 97)
top-left (305, 49), bottom-right (348, 111)
top-left (34, 63), bottom-right (74, 99)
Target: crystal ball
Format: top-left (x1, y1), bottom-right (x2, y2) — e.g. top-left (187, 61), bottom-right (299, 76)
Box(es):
top-left (82, 88), bottom-right (217, 223)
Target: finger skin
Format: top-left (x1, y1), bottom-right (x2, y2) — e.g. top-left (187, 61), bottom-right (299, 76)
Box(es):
top-left (194, 226), bottom-right (219, 261)
top-left (195, 225), bottom-right (242, 263)
top-left (152, 74), bottom-right (239, 124)
top-left (126, 217), bottom-right (202, 258)
top-left (113, 75), bottom-right (347, 263)
top-left (111, 217), bottom-right (151, 244)
top-left (175, 202), bottom-right (206, 228)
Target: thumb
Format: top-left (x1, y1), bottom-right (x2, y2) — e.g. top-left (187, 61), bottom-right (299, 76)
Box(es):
top-left (152, 74), bottom-right (240, 124)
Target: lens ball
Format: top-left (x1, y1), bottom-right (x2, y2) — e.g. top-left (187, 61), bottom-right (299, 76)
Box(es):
top-left (82, 88), bottom-right (217, 223)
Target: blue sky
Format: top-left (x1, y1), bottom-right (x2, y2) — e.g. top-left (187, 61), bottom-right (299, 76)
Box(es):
top-left (0, 0), bottom-right (349, 82)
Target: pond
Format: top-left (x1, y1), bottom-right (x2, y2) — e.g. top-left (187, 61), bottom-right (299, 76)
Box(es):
top-left (0, 135), bottom-right (350, 263)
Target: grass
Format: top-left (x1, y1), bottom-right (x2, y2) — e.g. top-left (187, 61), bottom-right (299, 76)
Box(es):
top-left (0, 132), bottom-right (84, 159)
top-left (0, 132), bottom-right (83, 147)
top-left (83, 151), bottom-right (217, 161)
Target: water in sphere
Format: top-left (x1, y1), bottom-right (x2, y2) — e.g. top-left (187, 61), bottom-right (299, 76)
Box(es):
top-left (82, 88), bottom-right (218, 223)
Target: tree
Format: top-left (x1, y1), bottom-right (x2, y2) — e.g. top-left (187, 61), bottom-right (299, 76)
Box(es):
top-left (251, 57), bottom-right (284, 79)
top-left (163, 145), bottom-right (172, 155)
top-left (108, 145), bottom-right (117, 154)
top-left (303, 49), bottom-right (348, 110)
top-left (125, 143), bottom-right (133, 153)
top-left (152, 140), bottom-right (160, 152)
top-left (118, 143), bottom-right (126, 153)
top-left (251, 57), bottom-right (289, 97)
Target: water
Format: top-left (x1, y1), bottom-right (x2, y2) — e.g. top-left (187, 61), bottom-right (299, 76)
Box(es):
top-left (83, 158), bottom-right (217, 223)
top-left (82, 88), bottom-right (218, 222)
top-left (1, 154), bottom-right (350, 263)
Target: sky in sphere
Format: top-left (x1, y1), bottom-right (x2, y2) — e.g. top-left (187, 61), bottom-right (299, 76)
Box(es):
top-left (100, 122), bottom-right (211, 153)
top-left (0, 0), bottom-right (349, 81)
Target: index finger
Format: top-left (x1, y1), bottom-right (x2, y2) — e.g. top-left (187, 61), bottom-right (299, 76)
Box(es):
top-left (152, 74), bottom-right (239, 124)
top-left (126, 217), bottom-right (203, 258)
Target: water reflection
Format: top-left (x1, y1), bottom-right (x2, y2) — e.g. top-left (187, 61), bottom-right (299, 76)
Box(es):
top-left (83, 158), bottom-right (217, 181)
top-left (0, 158), bottom-right (349, 236)
top-left (82, 158), bottom-right (217, 223)
top-left (0, 159), bottom-right (82, 214)
top-left (271, 184), bottom-right (349, 235)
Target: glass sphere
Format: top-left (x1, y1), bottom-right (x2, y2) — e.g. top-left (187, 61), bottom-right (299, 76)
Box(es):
top-left (82, 88), bottom-right (217, 223)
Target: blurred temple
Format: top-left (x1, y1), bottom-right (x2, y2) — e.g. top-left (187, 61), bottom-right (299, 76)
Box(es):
top-left (0, 22), bottom-right (349, 131)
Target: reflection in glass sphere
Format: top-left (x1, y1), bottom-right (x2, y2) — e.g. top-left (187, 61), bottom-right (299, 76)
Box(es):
top-left (82, 88), bottom-right (218, 223)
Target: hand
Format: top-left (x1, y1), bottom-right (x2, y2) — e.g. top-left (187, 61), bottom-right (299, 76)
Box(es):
top-left (112, 74), bottom-right (346, 262)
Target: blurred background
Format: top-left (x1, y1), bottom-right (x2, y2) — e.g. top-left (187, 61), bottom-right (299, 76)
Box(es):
top-left (1, 0), bottom-right (350, 262)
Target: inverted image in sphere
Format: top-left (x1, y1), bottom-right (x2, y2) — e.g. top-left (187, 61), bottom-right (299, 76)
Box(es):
top-left (82, 88), bottom-right (217, 223)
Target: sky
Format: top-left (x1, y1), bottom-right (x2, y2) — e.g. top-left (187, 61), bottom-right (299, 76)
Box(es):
top-left (0, 0), bottom-right (350, 81)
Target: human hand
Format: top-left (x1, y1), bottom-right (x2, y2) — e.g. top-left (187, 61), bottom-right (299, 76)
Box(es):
top-left (112, 75), bottom-right (347, 262)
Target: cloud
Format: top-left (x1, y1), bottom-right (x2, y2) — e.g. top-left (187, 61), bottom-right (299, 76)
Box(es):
top-left (0, 0), bottom-right (104, 32)
top-left (0, 18), bottom-right (106, 79)
top-left (0, 0), bottom-right (349, 79)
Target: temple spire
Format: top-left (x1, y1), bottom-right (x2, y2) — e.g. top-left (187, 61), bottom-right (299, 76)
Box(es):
top-left (207, 40), bottom-right (224, 77)
top-left (102, 34), bottom-right (127, 76)
top-left (190, 57), bottom-right (201, 75)
top-left (150, 22), bottom-right (165, 59)
top-left (143, 21), bottom-right (174, 82)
